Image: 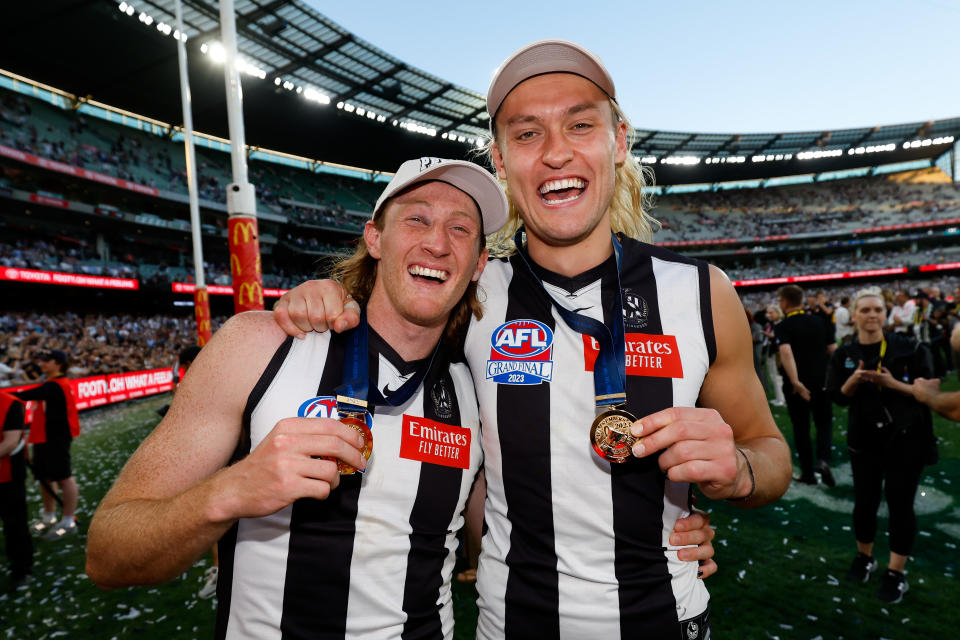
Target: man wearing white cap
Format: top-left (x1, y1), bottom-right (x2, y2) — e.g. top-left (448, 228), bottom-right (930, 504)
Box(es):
top-left (275, 40), bottom-right (791, 638)
top-left (87, 158), bottom-right (508, 639)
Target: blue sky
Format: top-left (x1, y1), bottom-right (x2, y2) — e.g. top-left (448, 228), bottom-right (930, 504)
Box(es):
top-left (305, 0), bottom-right (959, 134)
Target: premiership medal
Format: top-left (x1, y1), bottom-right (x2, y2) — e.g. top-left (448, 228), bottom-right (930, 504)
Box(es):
top-left (334, 410), bottom-right (373, 475)
top-left (330, 309), bottom-right (438, 477)
top-left (590, 408), bottom-right (639, 463)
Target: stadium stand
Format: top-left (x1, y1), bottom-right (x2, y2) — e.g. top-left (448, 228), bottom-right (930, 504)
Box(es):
top-left (653, 176), bottom-right (960, 243)
top-left (0, 310), bottom-right (226, 386)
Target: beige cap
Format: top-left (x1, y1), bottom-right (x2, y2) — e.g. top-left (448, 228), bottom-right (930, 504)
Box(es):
top-left (486, 39), bottom-right (616, 122)
top-left (374, 158), bottom-right (509, 235)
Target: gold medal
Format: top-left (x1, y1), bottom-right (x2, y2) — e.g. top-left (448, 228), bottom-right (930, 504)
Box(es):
top-left (330, 412), bottom-right (373, 475)
top-left (590, 408), bottom-right (639, 463)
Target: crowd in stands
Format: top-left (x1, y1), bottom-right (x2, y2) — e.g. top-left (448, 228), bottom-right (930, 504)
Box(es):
top-left (0, 311), bottom-right (224, 386)
top-left (0, 238), bottom-right (137, 278)
top-left (8, 86), bottom-right (960, 253)
top-left (0, 238), bottom-right (331, 290)
top-left (653, 177), bottom-right (960, 242)
top-left (285, 203), bottom-right (362, 231)
top-left (726, 246), bottom-right (960, 281)
top-left (0, 88), bottom-right (377, 227)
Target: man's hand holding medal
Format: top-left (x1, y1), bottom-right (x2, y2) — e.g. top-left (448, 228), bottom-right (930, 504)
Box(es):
top-left (626, 406), bottom-right (754, 502)
top-left (214, 417), bottom-right (368, 521)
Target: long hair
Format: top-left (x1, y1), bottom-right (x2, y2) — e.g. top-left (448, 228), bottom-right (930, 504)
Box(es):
top-left (332, 205), bottom-right (485, 344)
top-left (482, 97), bottom-right (660, 257)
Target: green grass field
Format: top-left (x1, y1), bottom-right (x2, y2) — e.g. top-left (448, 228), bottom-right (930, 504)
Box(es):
top-left (2, 387), bottom-right (958, 639)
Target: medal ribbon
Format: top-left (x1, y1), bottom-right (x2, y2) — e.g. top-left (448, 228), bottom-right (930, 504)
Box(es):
top-left (512, 228), bottom-right (627, 408)
top-left (335, 308), bottom-right (438, 417)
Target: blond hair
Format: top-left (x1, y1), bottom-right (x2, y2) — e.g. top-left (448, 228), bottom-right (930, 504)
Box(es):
top-left (332, 198), bottom-right (484, 344)
top-left (483, 97), bottom-right (660, 257)
top-left (853, 286), bottom-right (885, 310)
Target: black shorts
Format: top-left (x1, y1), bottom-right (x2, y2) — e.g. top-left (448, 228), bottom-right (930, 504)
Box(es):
top-left (31, 442), bottom-right (72, 482)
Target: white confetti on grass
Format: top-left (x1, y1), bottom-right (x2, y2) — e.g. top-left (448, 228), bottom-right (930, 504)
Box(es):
top-left (115, 607), bottom-right (141, 621)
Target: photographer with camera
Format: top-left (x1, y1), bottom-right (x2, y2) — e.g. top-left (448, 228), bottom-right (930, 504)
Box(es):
top-left (826, 287), bottom-right (937, 604)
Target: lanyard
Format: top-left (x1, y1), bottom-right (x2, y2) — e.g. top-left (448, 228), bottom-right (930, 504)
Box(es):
top-left (875, 336), bottom-right (887, 373)
top-left (513, 228), bottom-right (627, 408)
top-left (335, 309), bottom-right (437, 417)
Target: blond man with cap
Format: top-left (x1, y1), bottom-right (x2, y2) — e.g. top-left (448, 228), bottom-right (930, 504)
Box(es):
top-left (275, 40), bottom-right (791, 638)
top-left (87, 158), bottom-right (507, 639)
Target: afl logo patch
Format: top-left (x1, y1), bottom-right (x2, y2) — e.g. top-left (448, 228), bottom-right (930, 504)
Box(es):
top-left (297, 396), bottom-right (374, 429)
top-left (622, 289), bottom-right (649, 329)
top-left (298, 396), bottom-right (338, 419)
top-left (486, 319), bottom-right (554, 385)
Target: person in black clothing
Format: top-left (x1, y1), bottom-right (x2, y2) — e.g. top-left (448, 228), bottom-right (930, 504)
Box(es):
top-left (13, 350), bottom-right (80, 540)
top-left (0, 391), bottom-right (33, 589)
top-left (826, 287), bottom-right (936, 604)
top-left (775, 284), bottom-right (836, 485)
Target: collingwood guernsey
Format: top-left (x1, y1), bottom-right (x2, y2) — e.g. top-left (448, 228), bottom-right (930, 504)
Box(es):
top-left (217, 328), bottom-right (482, 640)
top-left (467, 236), bottom-right (716, 639)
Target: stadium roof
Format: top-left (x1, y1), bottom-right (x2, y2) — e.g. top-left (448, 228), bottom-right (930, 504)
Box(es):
top-left (2, 0), bottom-right (958, 183)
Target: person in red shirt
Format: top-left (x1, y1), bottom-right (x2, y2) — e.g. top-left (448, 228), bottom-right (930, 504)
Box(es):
top-left (0, 390), bottom-right (33, 589)
top-left (13, 350), bottom-right (80, 541)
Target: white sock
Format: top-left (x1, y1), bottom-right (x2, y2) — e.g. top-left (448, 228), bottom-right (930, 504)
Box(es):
top-left (42, 511), bottom-right (56, 523)
top-left (56, 516), bottom-right (75, 529)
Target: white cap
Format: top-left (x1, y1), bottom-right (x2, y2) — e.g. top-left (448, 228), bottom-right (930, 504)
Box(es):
top-left (374, 158), bottom-right (509, 235)
top-left (487, 39), bottom-right (616, 122)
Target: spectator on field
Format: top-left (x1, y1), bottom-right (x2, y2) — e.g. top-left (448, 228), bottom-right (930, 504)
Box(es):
top-left (774, 284), bottom-right (836, 486)
top-left (887, 290), bottom-right (917, 334)
top-left (826, 287), bottom-right (938, 603)
top-left (764, 305), bottom-right (786, 407)
top-left (834, 296), bottom-right (854, 345)
top-left (0, 391), bottom-right (32, 590)
top-left (12, 351), bottom-right (80, 540)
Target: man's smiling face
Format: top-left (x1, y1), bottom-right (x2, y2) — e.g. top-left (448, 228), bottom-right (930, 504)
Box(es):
top-left (365, 180), bottom-right (487, 331)
top-left (492, 72), bottom-right (626, 252)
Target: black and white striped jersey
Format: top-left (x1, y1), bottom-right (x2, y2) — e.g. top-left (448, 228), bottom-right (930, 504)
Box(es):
top-left (466, 236), bottom-right (716, 639)
top-left (215, 329), bottom-right (482, 640)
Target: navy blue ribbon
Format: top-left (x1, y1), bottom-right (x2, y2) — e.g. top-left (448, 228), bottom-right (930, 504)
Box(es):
top-left (335, 308), bottom-right (438, 417)
top-left (512, 228), bottom-right (627, 408)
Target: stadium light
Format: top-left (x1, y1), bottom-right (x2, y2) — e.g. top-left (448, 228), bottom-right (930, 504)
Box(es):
top-left (903, 136), bottom-right (954, 149)
top-left (303, 88), bottom-right (330, 105)
top-left (209, 42), bottom-right (225, 63)
top-left (119, 2), bottom-right (128, 12)
top-left (661, 156), bottom-right (700, 166)
top-left (797, 149), bottom-right (843, 160)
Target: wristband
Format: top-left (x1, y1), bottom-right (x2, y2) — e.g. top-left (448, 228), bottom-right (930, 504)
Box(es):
top-left (727, 447), bottom-right (756, 502)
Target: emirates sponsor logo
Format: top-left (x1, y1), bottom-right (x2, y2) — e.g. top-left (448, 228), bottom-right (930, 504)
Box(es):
top-left (584, 333), bottom-right (684, 378)
top-left (400, 415), bottom-right (470, 469)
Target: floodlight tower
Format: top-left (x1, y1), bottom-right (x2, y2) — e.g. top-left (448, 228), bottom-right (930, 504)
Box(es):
top-left (174, 0), bottom-right (212, 345)
top-left (219, 0), bottom-right (264, 313)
